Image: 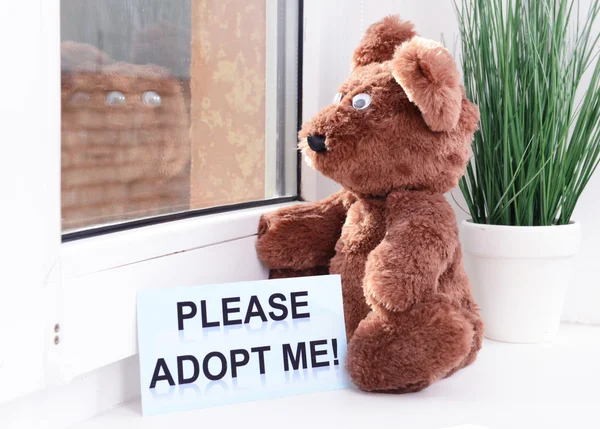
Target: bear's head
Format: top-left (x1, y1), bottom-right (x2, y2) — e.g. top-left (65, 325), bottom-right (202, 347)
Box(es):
top-left (299, 15), bottom-right (479, 197)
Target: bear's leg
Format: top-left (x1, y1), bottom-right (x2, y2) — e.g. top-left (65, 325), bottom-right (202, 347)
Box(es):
top-left (269, 266), bottom-right (329, 279)
top-left (346, 294), bottom-right (474, 393)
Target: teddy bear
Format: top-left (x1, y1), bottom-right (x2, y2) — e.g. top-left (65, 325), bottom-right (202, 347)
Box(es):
top-left (61, 42), bottom-right (190, 231)
top-left (256, 15), bottom-right (483, 393)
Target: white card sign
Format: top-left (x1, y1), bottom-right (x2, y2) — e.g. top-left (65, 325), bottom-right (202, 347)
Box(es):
top-left (137, 275), bottom-right (350, 416)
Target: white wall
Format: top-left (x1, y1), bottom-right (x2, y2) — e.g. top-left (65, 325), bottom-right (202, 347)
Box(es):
top-left (302, 0), bottom-right (599, 324)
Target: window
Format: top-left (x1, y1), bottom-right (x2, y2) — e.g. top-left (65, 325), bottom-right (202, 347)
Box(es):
top-left (60, 0), bottom-right (300, 235)
top-left (0, 0), bottom-right (301, 406)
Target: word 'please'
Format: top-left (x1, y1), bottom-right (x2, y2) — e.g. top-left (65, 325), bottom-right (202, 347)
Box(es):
top-left (177, 291), bottom-right (311, 330)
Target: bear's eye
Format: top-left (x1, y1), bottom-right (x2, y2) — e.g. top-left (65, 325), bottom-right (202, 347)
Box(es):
top-left (106, 91), bottom-right (126, 105)
top-left (142, 91), bottom-right (162, 107)
top-left (332, 92), bottom-right (343, 104)
top-left (352, 93), bottom-right (371, 110)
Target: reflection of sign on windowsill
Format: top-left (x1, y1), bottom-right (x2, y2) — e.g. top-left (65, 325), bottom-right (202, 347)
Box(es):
top-left (137, 275), bottom-right (350, 417)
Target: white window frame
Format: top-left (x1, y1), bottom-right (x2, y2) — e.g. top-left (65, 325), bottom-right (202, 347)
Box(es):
top-left (0, 0), bottom-right (302, 405)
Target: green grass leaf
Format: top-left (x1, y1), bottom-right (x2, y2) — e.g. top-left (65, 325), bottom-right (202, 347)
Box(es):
top-left (456, 0), bottom-right (600, 226)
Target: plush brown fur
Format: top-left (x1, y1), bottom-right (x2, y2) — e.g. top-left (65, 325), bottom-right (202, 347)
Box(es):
top-left (352, 16), bottom-right (416, 69)
top-left (256, 15), bottom-right (483, 393)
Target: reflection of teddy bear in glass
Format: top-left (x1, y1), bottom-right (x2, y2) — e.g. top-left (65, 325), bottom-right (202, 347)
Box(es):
top-left (61, 42), bottom-right (190, 231)
top-left (256, 16), bottom-right (483, 393)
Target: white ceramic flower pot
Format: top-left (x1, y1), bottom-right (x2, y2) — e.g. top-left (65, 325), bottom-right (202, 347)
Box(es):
top-left (460, 220), bottom-right (581, 343)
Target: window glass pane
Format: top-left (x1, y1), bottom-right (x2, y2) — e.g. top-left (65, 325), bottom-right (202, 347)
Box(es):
top-left (60, 0), bottom-right (298, 233)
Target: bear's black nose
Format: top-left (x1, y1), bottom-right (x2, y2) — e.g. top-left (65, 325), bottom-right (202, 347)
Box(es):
top-left (307, 134), bottom-right (327, 152)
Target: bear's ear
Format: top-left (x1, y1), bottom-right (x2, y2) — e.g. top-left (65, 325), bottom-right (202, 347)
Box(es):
top-left (352, 15), bottom-right (416, 69)
top-left (392, 37), bottom-right (462, 132)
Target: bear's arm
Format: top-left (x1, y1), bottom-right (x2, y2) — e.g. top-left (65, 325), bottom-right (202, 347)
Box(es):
top-left (363, 191), bottom-right (458, 313)
top-left (256, 189), bottom-right (355, 270)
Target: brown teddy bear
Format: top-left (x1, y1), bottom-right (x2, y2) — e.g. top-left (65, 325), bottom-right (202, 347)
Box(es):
top-left (61, 42), bottom-right (190, 231)
top-left (256, 15), bottom-right (483, 392)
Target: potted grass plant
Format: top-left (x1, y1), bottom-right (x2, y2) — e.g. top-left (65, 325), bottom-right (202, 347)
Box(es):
top-left (456, 0), bottom-right (600, 343)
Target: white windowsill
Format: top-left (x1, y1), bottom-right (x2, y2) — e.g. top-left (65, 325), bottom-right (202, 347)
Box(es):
top-left (59, 201), bottom-right (298, 280)
top-left (71, 323), bottom-right (600, 429)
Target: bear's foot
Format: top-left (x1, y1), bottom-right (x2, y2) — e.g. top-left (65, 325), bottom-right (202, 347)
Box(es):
top-left (346, 295), bottom-right (476, 392)
top-left (443, 303), bottom-right (483, 379)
